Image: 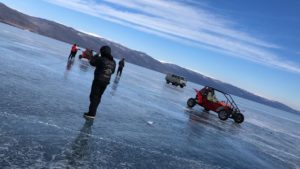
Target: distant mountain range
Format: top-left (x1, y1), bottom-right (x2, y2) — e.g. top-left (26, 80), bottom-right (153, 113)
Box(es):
top-left (0, 2), bottom-right (299, 114)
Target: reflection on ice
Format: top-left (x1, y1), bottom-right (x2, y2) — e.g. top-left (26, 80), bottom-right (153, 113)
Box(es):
top-left (78, 58), bottom-right (90, 72)
top-left (67, 120), bottom-right (94, 167)
top-left (66, 59), bottom-right (74, 71)
top-left (110, 76), bottom-right (121, 96)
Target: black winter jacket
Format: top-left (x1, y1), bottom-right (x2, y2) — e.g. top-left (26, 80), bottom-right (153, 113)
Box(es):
top-left (118, 60), bottom-right (125, 68)
top-left (90, 54), bottom-right (116, 84)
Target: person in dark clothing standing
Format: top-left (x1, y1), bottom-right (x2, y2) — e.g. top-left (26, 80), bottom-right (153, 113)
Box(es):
top-left (68, 44), bottom-right (79, 60)
top-left (116, 58), bottom-right (125, 77)
top-left (84, 46), bottom-right (116, 119)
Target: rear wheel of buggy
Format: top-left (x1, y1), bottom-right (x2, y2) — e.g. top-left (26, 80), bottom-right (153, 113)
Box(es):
top-left (233, 113), bottom-right (244, 123)
top-left (187, 98), bottom-right (196, 108)
top-left (180, 85), bottom-right (184, 88)
top-left (218, 110), bottom-right (229, 121)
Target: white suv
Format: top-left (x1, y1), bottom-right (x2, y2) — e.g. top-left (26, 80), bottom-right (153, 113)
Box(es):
top-left (165, 73), bottom-right (187, 88)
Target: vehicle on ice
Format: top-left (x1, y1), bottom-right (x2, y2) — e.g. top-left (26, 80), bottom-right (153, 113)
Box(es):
top-left (187, 86), bottom-right (244, 123)
top-left (165, 73), bottom-right (187, 88)
top-left (79, 48), bottom-right (93, 60)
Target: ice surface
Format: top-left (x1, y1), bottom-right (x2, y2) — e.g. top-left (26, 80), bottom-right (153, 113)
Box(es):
top-left (0, 23), bottom-right (299, 169)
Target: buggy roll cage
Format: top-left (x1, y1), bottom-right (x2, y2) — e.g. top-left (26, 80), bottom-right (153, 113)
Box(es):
top-left (204, 86), bottom-right (241, 113)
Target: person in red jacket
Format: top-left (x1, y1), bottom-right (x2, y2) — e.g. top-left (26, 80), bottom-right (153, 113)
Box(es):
top-left (68, 44), bottom-right (79, 60)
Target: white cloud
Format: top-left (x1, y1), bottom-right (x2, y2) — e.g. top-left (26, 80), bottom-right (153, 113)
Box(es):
top-left (44, 0), bottom-right (300, 74)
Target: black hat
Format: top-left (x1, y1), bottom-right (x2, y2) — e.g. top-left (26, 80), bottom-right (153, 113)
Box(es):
top-left (100, 46), bottom-right (111, 56)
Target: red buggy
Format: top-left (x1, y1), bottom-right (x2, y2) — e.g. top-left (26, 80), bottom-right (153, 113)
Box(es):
top-left (79, 48), bottom-right (93, 60)
top-left (187, 86), bottom-right (244, 123)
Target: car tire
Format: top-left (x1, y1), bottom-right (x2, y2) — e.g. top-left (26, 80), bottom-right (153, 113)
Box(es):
top-left (233, 113), bottom-right (244, 123)
top-left (218, 110), bottom-right (229, 121)
top-left (187, 98), bottom-right (196, 108)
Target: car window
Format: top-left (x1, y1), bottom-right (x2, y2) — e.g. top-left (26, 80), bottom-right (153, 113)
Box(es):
top-left (169, 74), bottom-right (185, 81)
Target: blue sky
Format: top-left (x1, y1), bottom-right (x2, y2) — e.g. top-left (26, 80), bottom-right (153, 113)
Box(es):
top-left (1, 0), bottom-right (300, 110)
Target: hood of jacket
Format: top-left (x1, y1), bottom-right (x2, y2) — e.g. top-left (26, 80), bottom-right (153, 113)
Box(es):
top-left (100, 46), bottom-right (113, 60)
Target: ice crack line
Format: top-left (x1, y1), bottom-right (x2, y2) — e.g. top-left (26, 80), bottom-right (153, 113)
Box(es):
top-left (0, 111), bottom-right (223, 169)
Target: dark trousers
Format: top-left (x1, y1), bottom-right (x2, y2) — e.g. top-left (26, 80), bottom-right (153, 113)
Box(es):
top-left (68, 51), bottom-right (77, 59)
top-left (117, 67), bottom-right (123, 76)
top-left (88, 80), bottom-right (108, 116)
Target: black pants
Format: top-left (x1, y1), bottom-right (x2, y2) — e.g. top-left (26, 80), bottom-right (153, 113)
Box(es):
top-left (88, 80), bottom-right (108, 116)
top-left (117, 67), bottom-right (123, 76)
top-left (68, 51), bottom-right (77, 59)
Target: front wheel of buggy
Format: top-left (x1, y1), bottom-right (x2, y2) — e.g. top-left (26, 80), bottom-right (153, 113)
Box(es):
top-left (187, 98), bottom-right (196, 108)
top-left (233, 113), bottom-right (244, 123)
top-left (218, 110), bottom-right (229, 121)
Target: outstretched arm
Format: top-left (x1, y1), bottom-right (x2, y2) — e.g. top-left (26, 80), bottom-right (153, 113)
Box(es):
top-left (90, 54), bottom-right (99, 67)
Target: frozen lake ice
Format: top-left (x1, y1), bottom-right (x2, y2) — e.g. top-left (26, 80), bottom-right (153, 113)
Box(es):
top-left (0, 23), bottom-right (299, 169)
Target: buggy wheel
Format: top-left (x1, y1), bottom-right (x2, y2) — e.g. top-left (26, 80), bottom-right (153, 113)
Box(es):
top-left (187, 98), bottom-right (196, 108)
top-left (233, 113), bottom-right (244, 123)
top-left (180, 85), bottom-right (184, 88)
top-left (166, 80), bottom-right (170, 84)
top-left (218, 110), bottom-right (229, 121)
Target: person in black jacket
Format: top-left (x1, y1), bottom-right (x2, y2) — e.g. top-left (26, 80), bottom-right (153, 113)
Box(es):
top-left (84, 46), bottom-right (116, 119)
top-left (116, 58), bottom-right (125, 77)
